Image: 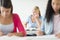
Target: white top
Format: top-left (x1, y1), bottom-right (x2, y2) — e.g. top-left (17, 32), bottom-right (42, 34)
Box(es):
top-left (0, 23), bottom-right (14, 35)
top-left (53, 14), bottom-right (60, 34)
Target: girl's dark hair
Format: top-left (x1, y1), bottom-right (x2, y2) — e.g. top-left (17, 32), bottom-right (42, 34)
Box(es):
top-left (45, 0), bottom-right (54, 23)
top-left (0, 0), bottom-right (13, 13)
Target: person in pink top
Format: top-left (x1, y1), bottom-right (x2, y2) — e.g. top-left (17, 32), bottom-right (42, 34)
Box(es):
top-left (0, 0), bottom-right (26, 36)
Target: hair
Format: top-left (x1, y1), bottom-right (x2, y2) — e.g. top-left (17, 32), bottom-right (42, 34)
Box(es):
top-left (45, 0), bottom-right (54, 23)
top-left (34, 6), bottom-right (41, 17)
top-left (0, 0), bottom-right (13, 14)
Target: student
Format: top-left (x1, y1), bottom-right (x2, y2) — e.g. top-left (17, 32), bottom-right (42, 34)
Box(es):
top-left (43, 0), bottom-right (60, 38)
top-left (25, 6), bottom-right (44, 36)
top-left (0, 0), bottom-right (26, 36)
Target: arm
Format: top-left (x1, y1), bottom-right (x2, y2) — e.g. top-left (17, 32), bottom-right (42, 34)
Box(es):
top-left (35, 18), bottom-right (42, 29)
top-left (35, 18), bottom-right (44, 36)
top-left (7, 14), bottom-right (26, 37)
top-left (16, 14), bottom-right (26, 36)
top-left (33, 16), bottom-right (44, 35)
top-left (24, 22), bottom-right (28, 28)
top-left (35, 16), bottom-right (45, 36)
top-left (24, 16), bottom-right (30, 28)
top-left (7, 32), bottom-right (25, 37)
top-left (32, 14), bottom-right (41, 29)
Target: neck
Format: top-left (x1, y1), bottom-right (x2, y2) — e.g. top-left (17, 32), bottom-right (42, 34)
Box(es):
top-left (54, 12), bottom-right (59, 15)
top-left (1, 14), bottom-right (12, 19)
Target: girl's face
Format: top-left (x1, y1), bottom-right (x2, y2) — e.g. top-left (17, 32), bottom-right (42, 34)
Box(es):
top-left (0, 7), bottom-right (11, 18)
top-left (51, 0), bottom-right (60, 13)
top-left (33, 9), bottom-right (40, 18)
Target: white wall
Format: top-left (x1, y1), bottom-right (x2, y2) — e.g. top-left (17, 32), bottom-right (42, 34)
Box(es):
top-left (11, 0), bottom-right (48, 23)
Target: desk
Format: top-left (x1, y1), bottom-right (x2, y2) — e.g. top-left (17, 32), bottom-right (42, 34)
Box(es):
top-left (0, 35), bottom-right (60, 40)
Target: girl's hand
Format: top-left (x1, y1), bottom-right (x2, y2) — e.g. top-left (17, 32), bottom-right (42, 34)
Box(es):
top-left (33, 12), bottom-right (39, 19)
top-left (0, 31), bottom-right (4, 36)
top-left (7, 33), bottom-right (16, 36)
top-left (55, 33), bottom-right (60, 38)
top-left (36, 30), bottom-right (43, 36)
top-left (33, 14), bottom-right (39, 19)
top-left (7, 32), bottom-right (24, 37)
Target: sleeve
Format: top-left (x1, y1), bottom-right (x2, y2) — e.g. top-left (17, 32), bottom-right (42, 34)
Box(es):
top-left (40, 17), bottom-right (45, 32)
top-left (43, 18), bottom-right (53, 35)
top-left (16, 14), bottom-right (26, 36)
top-left (26, 16), bottom-right (30, 23)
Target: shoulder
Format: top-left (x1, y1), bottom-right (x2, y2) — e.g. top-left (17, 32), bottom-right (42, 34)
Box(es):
top-left (39, 16), bottom-right (44, 21)
top-left (28, 15), bottom-right (32, 18)
top-left (12, 13), bottom-right (19, 17)
top-left (12, 13), bottom-right (20, 20)
top-left (27, 15), bottom-right (32, 20)
top-left (12, 13), bottom-right (20, 19)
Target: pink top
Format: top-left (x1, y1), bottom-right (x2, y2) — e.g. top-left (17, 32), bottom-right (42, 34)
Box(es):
top-left (12, 13), bottom-right (26, 36)
top-left (53, 14), bottom-right (60, 34)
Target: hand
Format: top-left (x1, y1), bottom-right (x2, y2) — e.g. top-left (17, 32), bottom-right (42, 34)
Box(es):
top-left (33, 12), bottom-right (39, 19)
top-left (7, 33), bottom-right (16, 36)
top-left (7, 32), bottom-right (24, 37)
top-left (33, 15), bottom-right (38, 19)
top-left (0, 31), bottom-right (4, 36)
top-left (36, 30), bottom-right (43, 36)
top-left (55, 33), bottom-right (60, 38)
top-left (32, 15), bottom-right (39, 22)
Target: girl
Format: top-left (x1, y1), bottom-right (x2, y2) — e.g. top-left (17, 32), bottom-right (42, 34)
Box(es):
top-left (0, 0), bottom-right (26, 36)
top-left (25, 6), bottom-right (43, 36)
top-left (43, 0), bottom-right (60, 38)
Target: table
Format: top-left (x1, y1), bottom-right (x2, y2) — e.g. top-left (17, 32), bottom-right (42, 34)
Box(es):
top-left (0, 35), bottom-right (60, 40)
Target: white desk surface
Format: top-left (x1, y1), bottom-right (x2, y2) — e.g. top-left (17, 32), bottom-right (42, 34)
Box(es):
top-left (0, 35), bottom-right (60, 40)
